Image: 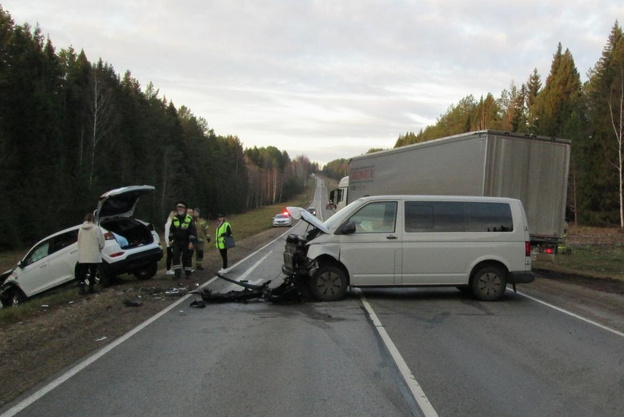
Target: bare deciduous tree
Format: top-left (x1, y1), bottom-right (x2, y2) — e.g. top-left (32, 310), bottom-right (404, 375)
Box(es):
top-left (87, 72), bottom-right (115, 186)
top-left (607, 60), bottom-right (624, 227)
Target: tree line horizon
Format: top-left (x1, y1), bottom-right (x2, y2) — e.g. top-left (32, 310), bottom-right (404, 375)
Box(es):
top-left (324, 21), bottom-right (624, 230)
top-left (2, 6), bottom-right (623, 250)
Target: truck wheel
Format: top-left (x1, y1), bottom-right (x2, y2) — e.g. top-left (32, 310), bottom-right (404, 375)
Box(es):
top-left (134, 263), bottom-right (157, 280)
top-left (309, 264), bottom-right (348, 301)
top-left (471, 266), bottom-right (507, 301)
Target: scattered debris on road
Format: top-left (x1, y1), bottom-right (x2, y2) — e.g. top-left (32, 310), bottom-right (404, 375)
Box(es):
top-left (190, 271), bottom-right (310, 305)
top-left (122, 299), bottom-right (142, 307)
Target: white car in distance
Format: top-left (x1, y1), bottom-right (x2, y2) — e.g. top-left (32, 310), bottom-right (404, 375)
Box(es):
top-left (272, 213), bottom-right (292, 227)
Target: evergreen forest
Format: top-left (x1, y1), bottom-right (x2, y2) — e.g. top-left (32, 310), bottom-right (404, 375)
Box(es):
top-left (0, 7), bottom-right (317, 250)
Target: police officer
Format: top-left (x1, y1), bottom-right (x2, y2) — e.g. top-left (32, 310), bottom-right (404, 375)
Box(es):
top-left (170, 201), bottom-right (197, 280)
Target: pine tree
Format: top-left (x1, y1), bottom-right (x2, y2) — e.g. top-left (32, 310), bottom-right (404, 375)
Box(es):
top-left (525, 68), bottom-right (542, 132)
top-left (532, 43), bottom-right (582, 138)
top-left (585, 21), bottom-right (624, 225)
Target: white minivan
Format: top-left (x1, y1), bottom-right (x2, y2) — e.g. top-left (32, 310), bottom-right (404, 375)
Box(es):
top-left (283, 195), bottom-right (534, 301)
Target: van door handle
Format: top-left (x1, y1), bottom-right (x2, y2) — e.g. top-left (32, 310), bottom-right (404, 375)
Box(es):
top-left (386, 235), bottom-right (398, 240)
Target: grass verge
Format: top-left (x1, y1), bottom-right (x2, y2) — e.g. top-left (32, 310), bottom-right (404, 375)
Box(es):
top-left (533, 243), bottom-right (624, 281)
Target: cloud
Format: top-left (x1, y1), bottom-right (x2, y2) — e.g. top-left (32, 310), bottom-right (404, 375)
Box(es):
top-left (2, 0), bottom-right (623, 164)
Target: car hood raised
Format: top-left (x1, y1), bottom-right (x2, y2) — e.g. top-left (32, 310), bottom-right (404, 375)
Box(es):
top-left (96, 185), bottom-right (155, 222)
top-left (286, 206), bottom-right (329, 234)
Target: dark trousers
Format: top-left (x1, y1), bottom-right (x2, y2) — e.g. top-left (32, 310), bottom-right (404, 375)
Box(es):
top-left (172, 241), bottom-right (193, 278)
top-left (194, 242), bottom-right (204, 268)
top-left (219, 248), bottom-right (228, 269)
top-left (77, 263), bottom-right (99, 291)
top-left (166, 246), bottom-right (173, 270)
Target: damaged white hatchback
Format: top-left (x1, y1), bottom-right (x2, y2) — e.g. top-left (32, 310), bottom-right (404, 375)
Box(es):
top-left (0, 185), bottom-right (162, 307)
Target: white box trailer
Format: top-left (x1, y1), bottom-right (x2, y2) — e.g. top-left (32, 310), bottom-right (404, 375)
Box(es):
top-left (347, 130), bottom-right (571, 252)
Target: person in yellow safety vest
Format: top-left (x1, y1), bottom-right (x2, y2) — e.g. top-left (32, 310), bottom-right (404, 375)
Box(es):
top-left (192, 208), bottom-right (210, 270)
top-left (215, 213), bottom-right (232, 273)
top-left (170, 201), bottom-right (197, 280)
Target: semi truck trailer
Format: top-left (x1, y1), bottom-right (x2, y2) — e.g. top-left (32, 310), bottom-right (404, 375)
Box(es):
top-left (346, 130), bottom-right (571, 253)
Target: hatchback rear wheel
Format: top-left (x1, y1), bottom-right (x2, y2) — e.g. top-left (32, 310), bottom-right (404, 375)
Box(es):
top-left (134, 262), bottom-right (157, 280)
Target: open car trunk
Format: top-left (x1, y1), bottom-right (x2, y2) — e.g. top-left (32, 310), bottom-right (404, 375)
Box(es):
top-left (100, 218), bottom-right (154, 249)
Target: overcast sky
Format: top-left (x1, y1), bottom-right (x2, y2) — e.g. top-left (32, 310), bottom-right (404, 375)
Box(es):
top-left (2, 1), bottom-right (623, 165)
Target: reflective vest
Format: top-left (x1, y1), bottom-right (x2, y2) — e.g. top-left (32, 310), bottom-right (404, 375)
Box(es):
top-left (215, 221), bottom-right (231, 249)
top-left (172, 214), bottom-right (193, 229)
top-left (171, 214), bottom-right (194, 242)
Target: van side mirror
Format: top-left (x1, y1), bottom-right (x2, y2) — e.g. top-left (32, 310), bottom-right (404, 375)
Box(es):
top-left (338, 221), bottom-right (356, 235)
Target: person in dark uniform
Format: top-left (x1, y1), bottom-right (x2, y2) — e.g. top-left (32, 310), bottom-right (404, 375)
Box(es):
top-left (170, 202), bottom-right (197, 280)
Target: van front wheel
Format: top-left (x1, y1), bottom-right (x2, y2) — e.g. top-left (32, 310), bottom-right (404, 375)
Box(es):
top-left (310, 265), bottom-right (348, 301)
top-left (471, 266), bottom-right (507, 301)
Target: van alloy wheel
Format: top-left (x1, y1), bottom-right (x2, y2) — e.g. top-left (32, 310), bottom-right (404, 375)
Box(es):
top-left (309, 265), bottom-right (348, 301)
top-left (471, 266), bottom-right (507, 301)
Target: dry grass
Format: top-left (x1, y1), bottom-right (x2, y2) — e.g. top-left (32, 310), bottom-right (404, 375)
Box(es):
top-left (533, 224), bottom-right (624, 280)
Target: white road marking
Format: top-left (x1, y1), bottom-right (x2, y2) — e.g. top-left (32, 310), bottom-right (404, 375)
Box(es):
top-left (517, 290), bottom-right (624, 338)
top-left (0, 294), bottom-right (190, 417)
top-left (356, 289), bottom-right (440, 417)
top-left (222, 252), bottom-right (272, 290)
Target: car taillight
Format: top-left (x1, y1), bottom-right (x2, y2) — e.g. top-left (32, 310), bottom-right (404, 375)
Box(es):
top-left (104, 232), bottom-right (115, 240)
top-left (544, 246), bottom-right (554, 254)
top-left (109, 252), bottom-right (125, 258)
top-left (525, 242), bottom-right (531, 257)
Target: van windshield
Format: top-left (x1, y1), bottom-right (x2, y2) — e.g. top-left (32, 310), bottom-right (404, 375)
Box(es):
top-left (323, 198), bottom-right (365, 230)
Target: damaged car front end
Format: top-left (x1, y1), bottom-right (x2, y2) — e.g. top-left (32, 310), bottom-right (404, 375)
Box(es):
top-left (281, 206), bottom-right (350, 301)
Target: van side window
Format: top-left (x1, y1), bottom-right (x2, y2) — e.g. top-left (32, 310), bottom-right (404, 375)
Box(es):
top-left (405, 201), bottom-right (513, 233)
top-left (349, 202), bottom-right (397, 233)
top-left (465, 202), bottom-right (513, 232)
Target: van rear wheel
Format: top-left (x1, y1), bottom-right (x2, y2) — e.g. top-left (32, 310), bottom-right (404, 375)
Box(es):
top-left (471, 266), bottom-right (507, 301)
top-left (309, 265), bottom-right (348, 301)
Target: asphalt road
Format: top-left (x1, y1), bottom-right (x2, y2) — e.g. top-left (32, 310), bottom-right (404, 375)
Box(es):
top-left (3, 178), bottom-right (624, 417)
